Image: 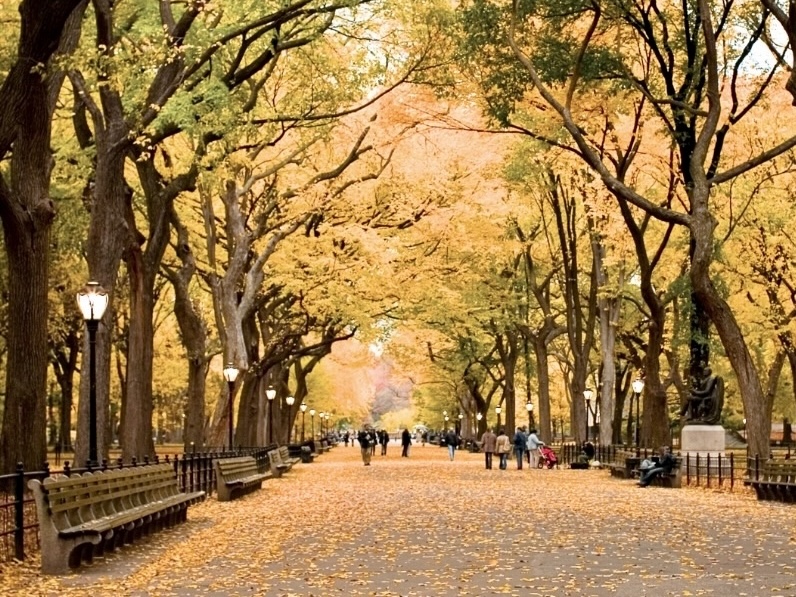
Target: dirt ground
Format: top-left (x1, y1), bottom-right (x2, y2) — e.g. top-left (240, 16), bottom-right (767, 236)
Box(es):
top-left (2, 442), bottom-right (794, 596)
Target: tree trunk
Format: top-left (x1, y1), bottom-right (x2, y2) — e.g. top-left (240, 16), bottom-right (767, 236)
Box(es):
top-left (0, 0), bottom-right (85, 474)
top-left (120, 247), bottom-right (155, 461)
top-left (533, 336), bottom-right (552, 443)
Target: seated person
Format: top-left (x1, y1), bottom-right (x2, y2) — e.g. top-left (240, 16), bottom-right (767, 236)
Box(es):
top-left (638, 446), bottom-right (676, 487)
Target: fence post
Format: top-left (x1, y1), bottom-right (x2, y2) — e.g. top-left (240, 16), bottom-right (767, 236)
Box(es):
top-left (14, 462), bottom-right (25, 561)
top-left (706, 453), bottom-right (711, 489)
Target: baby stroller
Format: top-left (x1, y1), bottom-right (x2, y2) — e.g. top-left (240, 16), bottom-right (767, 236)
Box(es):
top-left (537, 445), bottom-right (558, 469)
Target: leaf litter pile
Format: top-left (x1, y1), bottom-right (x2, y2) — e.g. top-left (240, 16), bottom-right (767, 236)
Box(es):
top-left (3, 444), bottom-right (796, 596)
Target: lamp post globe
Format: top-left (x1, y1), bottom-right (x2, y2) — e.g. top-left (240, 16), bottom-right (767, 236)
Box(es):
top-left (77, 282), bottom-right (109, 468)
top-left (222, 363), bottom-right (239, 450)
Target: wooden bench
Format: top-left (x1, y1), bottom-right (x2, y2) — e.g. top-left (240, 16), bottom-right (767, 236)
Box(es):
top-left (609, 454), bottom-right (640, 479)
top-left (267, 448), bottom-right (293, 478)
top-left (214, 456), bottom-right (271, 502)
top-left (28, 463), bottom-right (205, 574)
top-left (278, 446), bottom-right (301, 467)
top-left (746, 461), bottom-right (796, 501)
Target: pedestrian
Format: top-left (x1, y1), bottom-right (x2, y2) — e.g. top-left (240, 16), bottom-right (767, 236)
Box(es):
top-left (445, 428), bottom-right (460, 461)
top-left (421, 431), bottom-right (428, 446)
top-left (401, 428), bottom-right (412, 457)
top-left (513, 426), bottom-right (527, 470)
top-left (495, 428), bottom-right (511, 470)
top-left (344, 431), bottom-right (350, 447)
top-left (526, 428), bottom-right (544, 469)
top-left (380, 429), bottom-right (389, 455)
top-left (480, 427), bottom-right (497, 469)
top-left (358, 426), bottom-right (374, 466)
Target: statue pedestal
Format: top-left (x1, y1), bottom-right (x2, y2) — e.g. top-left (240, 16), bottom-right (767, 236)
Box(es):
top-left (681, 424), bottom-right (725, 457)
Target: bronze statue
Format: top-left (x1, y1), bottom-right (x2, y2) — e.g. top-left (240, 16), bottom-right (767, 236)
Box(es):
top-left (680, 368), bottom-right (724, 425)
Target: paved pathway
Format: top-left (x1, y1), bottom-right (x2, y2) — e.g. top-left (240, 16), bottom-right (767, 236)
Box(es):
top-left (3, 443), bottom-right (795, 596)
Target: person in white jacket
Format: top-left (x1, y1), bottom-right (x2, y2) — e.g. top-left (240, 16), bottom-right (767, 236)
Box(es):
top-left (526, 429), bottom-right (544, 469)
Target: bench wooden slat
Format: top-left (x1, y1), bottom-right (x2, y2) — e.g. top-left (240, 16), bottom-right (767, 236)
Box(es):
top-left (214, 456), bottom-right (270, 502)
top-left (29, 463), bottom-right (205, 574)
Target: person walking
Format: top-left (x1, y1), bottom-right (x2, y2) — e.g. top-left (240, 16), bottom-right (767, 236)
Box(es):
top-left (379, 429), bottom-right (389, 455)
top-left (526, 428), bottom-right (544, 469)
top-left (480, 427), bottom-right (497, 469)
top-left (358, 427), bottom-right (374, 466)
top-left (513, 426), bottom-right (527, 470)
top-left (401, 428), bottom-right (412, 457)
top-left (445, 428), bottom-right (459, 461)
top-left (495, 428), bottom-right (511, 470)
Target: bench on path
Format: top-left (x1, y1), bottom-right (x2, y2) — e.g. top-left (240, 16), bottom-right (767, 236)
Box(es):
top-left (28, 463), bottom-right (205, 574)
top-left (278, 446), bottom-right (301, 467)
top-left (745, 461), bottom-right (796, 501)
top-left (214, 456), bottom-right (271, 502)
top-left (609, 451), bottom-right (640, 479)
top-left (288, 444), bottom-right (315, 463)
top-left (268, 448), bottom-right (294, 478)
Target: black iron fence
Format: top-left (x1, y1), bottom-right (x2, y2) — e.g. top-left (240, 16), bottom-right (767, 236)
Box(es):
top-left (555, 442), bottom-right (751, 491)
top-left (0, 445), bottom-right (275, 564)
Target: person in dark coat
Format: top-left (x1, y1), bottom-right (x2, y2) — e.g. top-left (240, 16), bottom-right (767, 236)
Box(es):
top-left (638, 446), bottom-right (676, 487)
top-left (401, 428), bottom-right (412, 457)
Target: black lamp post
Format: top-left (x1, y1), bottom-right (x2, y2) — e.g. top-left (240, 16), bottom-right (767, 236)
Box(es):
top-left (310, 409), bottom-right (316, 439)
top-left (266, 386), bottom-right (276, 444)
top-left (458, 413), bottom-right (463, 435)
top-left (285, 395), bottom-right (295, 443)
top-left (632, 378), bottom-right (644, 448)
top-left (77, 281), bottom-right (109, 469)
top-left (496, 405), bottom-right (502, 431)
top-left (300, 403), bottom-right (307, 441)
top-left (584, 388), bottom-right (594, 443)
top-left (223, 363), bottom-right (239, 450)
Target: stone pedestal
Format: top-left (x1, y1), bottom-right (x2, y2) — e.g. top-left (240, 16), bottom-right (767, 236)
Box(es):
top-left (681, 424), bottom-right (725, 457)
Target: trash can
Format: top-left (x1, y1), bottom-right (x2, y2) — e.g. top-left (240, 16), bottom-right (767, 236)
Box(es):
top-left (300, 446), bottom-right (313, 463)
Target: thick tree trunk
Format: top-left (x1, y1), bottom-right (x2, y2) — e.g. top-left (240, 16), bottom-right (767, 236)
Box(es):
top-left (0, 0), bottom-right (84, 474)
top-left (120, 249), bottom-right (155, 461)
top-left (533, 336), bottom-right (552, 443)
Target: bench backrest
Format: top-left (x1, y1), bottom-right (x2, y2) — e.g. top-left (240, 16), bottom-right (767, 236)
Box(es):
top-left (268, 449), bottom-right (284, 468)
top-left (214, 456), bottom-right (260, 483)
top-left (35, 464), bottom-right (179, 532)
top-left (760, 462), bottom-right (796, 482)
top-left (278, 446), bottom-right (291, 461)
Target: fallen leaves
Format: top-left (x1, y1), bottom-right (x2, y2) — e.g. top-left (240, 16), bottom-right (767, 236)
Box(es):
top-left (1, 445), bottom-right (795, 596)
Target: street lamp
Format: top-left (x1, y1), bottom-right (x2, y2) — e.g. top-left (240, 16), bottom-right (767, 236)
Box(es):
top-left (319, 412), bottom-right (325, 438)
top-left (458, 412), bottom-right (463, 434)
top-left (584, 388), bottom-right (594, 443)
top-left (223, 363), bottom-right (239, 450)
top-left (496, 405), bottom-right (502, 430)
top-left (632, 378), bottom-right (645, 448)
top-left (310, 408), bottom-right (316, 439)
top-left (525, 400), bottom-right (534, 429)
top-left (300, 403), bottom-right (307, 441)
top-left (444, 415), bottom-right (449, 430)
top-left (285, 395), bottom-right (295, 443)
top-left (265, 386), bottom-right (276, 445)
top-left (77, 281), bottom-right (109, 468)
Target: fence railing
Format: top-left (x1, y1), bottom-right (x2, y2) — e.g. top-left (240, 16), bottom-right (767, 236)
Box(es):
top-left (554, 442), bottom-right (753, 491)
top-left (0, 445), bottom-right (275, 564)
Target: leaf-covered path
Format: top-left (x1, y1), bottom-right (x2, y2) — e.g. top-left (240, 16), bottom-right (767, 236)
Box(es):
top-left (3, 444), bottom-right (795, 596)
